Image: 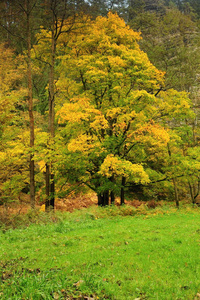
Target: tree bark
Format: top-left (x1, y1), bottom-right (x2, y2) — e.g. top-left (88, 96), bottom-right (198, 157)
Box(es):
top-left (172, 178), bottom-right (179, 208)
top-left (103, 191), bottom-right (109, 206)
top-left (167, 144), bottom-right (179, 208)
top-left (120, 176), bottom-right (126, 205)
top-left (46, 5), bottom-right (56, 211)
top-left (45, 163), bottom-right (50, 210)
top-left (110, 191), bottom-right (115, 205)
top-left (27, 0), bottom-right (35, 208)
top-left (188, 181), bottom-right (195, 204)
top-left (98, 193), bottom-right (103, 206)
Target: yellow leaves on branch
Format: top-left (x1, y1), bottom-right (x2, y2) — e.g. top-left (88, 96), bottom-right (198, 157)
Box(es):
top-left (95, 12), bottom-right (141, 47)
top-left (100, 154), bottom-right (150, 184)
top-left (57, 96), bottom-right (95, 124)
top-left (158, 89), bottom-right (194, 118)
top-left (68, 134), bottom-right (100, 153)
top-left (134, 122), bottom-right (170, 147)
top-left (57, 96), bottom-right (109, 132)
top-left (90, 115), bottom-right (108, 131)
top-left (106, 107), bottom-right (122, 119)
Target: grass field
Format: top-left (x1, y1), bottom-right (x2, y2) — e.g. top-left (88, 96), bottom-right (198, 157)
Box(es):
top-left (0, 206), bottom-right (200, 299)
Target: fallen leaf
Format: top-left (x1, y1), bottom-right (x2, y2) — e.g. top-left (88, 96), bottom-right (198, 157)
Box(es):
top-left (53, 292), bottom-right (60, 300)
top-left (196, 293), bottom-right (200, 298)
top-left (73, 280), bottom-right (84, 287)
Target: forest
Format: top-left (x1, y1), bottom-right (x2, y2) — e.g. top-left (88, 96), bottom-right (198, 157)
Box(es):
top-left (1, 0), bottom-right (200, 211)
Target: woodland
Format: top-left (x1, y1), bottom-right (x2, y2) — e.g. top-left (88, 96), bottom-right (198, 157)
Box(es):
top-left (1, 0), bottom-right (200, 211)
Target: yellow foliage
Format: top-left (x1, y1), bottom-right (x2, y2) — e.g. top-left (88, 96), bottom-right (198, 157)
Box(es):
top-left (57, 96), bottom-right (102, 125)
top-left (68, 134), bottom-right (100, 153)
top-left (134, 123), bottom-right (170, 147)
top-left (90, 115), bottom-right (109, 131)
top-left (37, 160), bottom-right (46, 172)
top-left (106, 107), bottom-right (123, 119)
top-left (158, 89), bottom-right (194, 119)
top-left (99, 154), bottom-right (150, 184)
top-left (40, 204), bottom-right (46, 212)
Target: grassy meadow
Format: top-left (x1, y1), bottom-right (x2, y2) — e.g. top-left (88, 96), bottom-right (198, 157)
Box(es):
top-left (0, 205), bottom-right (200, 299)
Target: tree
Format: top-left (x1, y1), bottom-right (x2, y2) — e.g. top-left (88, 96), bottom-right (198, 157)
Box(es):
top-left (33, 0), bottom-right (89, 210)
top-left (0, 44), bottom-right (28, 204)
top-left (25, 0), bottom-right (37, 208)
top-left (56, 12), bottom-right (193, 205)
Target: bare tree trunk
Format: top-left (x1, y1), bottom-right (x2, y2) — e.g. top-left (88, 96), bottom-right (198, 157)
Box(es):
top-left (188, 181), bottom-right (195, 204)
top-left (110, 176), bottom-right (115, 205)
top-left (45, 163), bottom-right (50, 210)
top-left (110, 191), bottom-right (115, 205)
top-left (120, 176), bottom-right (126, 205)
top-left (46, 7), bottom-right (56, 211)
top-left (172, 178), bottom-right (179, 208)
top-left (102, 191), bottom-right (109, 206)
top-left (167, 144), bottom-right (179, 208)
top-left (27, 0), bottom-right (35, 208)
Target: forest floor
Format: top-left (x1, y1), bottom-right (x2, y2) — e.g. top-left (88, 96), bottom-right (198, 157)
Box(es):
top-left (0, 192), bottom-right (146, 215)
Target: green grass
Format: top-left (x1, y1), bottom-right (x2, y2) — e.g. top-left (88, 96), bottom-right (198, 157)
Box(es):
top-left (0, 207), bottom-right (200, 299)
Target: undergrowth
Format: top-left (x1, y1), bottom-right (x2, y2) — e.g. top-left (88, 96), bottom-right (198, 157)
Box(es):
top-left (0, 201), bottom-right (199, 230)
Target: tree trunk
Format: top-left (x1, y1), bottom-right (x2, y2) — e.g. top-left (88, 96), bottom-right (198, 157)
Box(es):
top-left (110, 176), bottom-right (115, 205)
top-left (120, 176), bottom-right (126, 205)
top-left (172, 178), bottom-right (179, 208)
top-left (167, 144), bottom-right (179, 208)
top-left (98, 193), bottom-right (103, 206)
top-left (45, 163), bottom-right (50, 210)
top-left (103, 191), bottom-right (109, 206)
top-left (50, 172), bottom-right (55, 207)
top-left (27, 0), bottom-right (35, 209)
top-left (110, 191), bottom-right (115, 205)
top-left (188, 181), bottom-right (195, 204)
top-left (46, 8), bottom-right (56, 211)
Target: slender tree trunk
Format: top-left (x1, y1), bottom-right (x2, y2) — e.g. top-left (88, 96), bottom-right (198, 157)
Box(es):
top-left (172, 178), bottom-right (179, 208)
top-left (194, 179), bottom-right (200, 204)
top-left (110, 191), bottom-right (115, 205)
top-left (120, 176), bottom-right (126, 205)
top-left (50, 173), bottom-right (55, 207)
top-left (45, 163), bottom-right (50, 210)
top-left (188, 181), bottom-right (195, 204)
top-left (46, 11), bottom-right (56, 211)
top-left (27, 0), bottom-right (35, 208)
top-left (110, 176), bottom-right (115, 205)
top-left (98, 193), bottom-right (103, 206)
top-left (167, 144), bottom-right (179, 208)
top-left (103, 191), bottom-right (109, 206)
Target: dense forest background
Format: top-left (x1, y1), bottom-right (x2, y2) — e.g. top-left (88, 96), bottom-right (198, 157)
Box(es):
top-left (1, 0), bottom-right (200, 210)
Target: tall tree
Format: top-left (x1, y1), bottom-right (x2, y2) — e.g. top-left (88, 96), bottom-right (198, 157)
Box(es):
top-left (56, 13), bottom-right (193, 205)
top-left (0, 0), bottom-right (38, 207)
top-left (34, 0), bottom-right (87, 210)
top-left (26, 0), bottom-right (37, 208)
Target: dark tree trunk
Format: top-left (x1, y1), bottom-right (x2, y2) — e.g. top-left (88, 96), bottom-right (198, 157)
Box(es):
top-left (110, 191), bottom-right (115, 205)
top-left (172, 178), bottom-right (179, 208)
top-left (188, 181), bottom-right (195, 204)
top-left (110, 176), bottom-right (115, 205)
top-left (27, 0), bottom-right (35, 208)
top-left (46, 5), bottom-right (56, 211)
top-left (50, 173), bottom-right (55, 207)
top-left (120, 176), bottom-right (126, 205)
top-left (98, 193), bottom-right (103, 206)
top-left (167, 144), bottom-right (179, 208)
top-left (103, 191), bottom-right (109, 206)
top-left (45, 163), bottom-right (50, 210)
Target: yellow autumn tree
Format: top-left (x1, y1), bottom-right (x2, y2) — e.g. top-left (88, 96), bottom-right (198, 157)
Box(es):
top-left (55, 13), bottom-right (193, 205)
top-left (0, 44), bottom-right (30, 204)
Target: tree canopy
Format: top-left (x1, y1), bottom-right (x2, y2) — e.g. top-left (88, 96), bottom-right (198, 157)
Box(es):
top-left (0, 0), bottom-right (200, 208)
